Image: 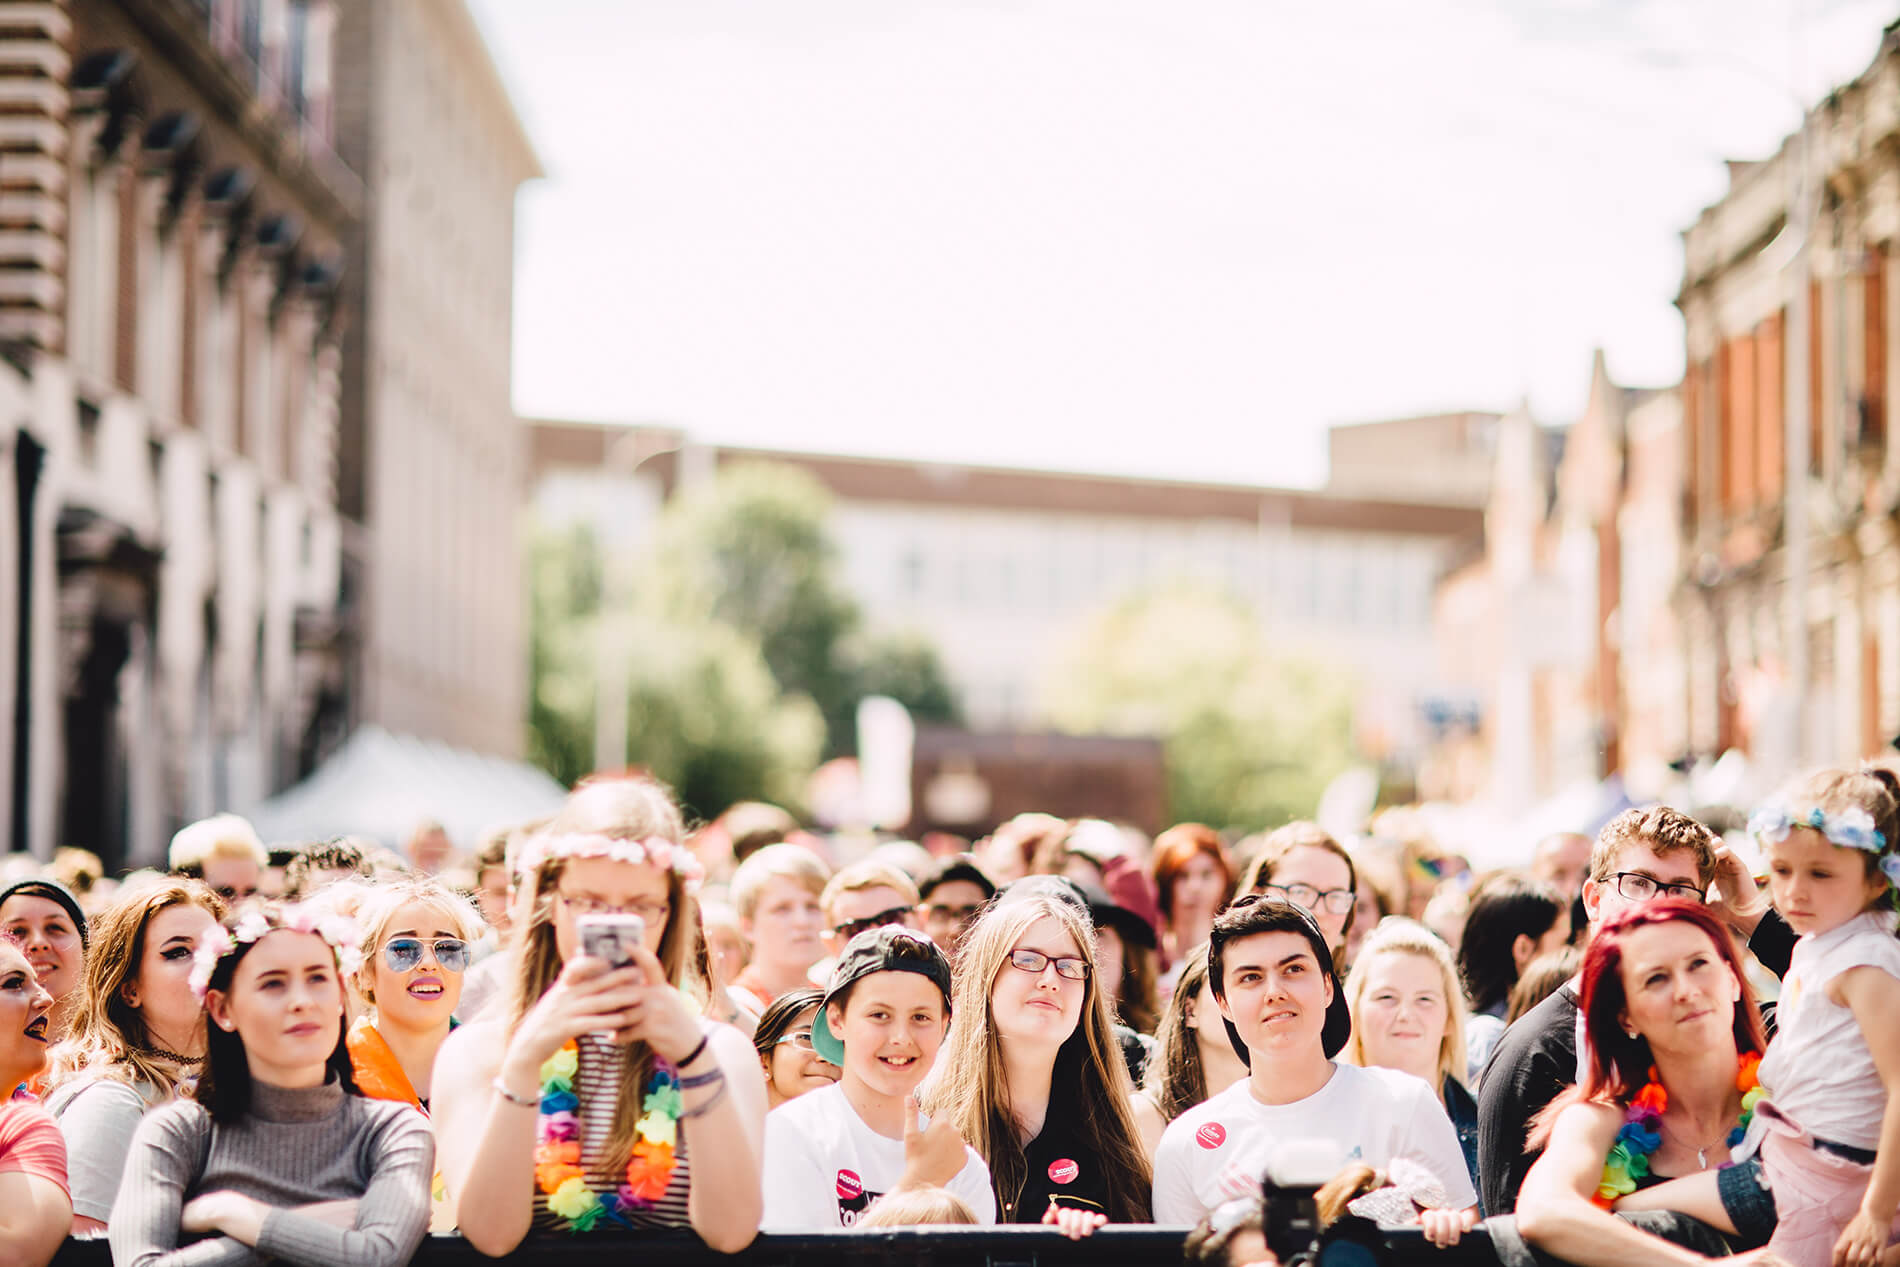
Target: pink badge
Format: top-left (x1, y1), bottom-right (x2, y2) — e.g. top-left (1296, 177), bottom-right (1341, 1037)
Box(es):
top-left (836, 1170), bottom-right (863, 1200)
top-left (1196, 1122), bottom-right (1227, 1150)
top-left (1048, 1158), bottom-right (1079, 1185)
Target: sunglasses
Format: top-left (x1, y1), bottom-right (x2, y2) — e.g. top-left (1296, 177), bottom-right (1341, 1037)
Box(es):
top-left (832, 905), bottom-right (915, 941)
top-left (383, 937), bottom-right (470, 974)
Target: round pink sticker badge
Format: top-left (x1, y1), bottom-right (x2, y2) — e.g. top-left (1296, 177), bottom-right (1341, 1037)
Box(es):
top-left (1048, 1158), bottom-right (1079, 1185)
top-left (1195, 1122), bottom-right (1227, 1150)
top-left (836, 1169), bottom-right (863, 1199)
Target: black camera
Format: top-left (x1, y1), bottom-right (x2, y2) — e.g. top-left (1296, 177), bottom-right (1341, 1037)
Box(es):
top-left (1260, 1146), bottom-right (1384, 1267)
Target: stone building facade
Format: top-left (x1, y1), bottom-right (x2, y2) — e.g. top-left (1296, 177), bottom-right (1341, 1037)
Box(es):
top-left (0, 0), bottom-right (355, 866)
top-left (331, 0), bottom-right (540, 760)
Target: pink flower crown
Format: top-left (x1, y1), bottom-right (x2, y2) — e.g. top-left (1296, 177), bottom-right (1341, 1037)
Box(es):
top-left (517, 832), bottom-right (705, 895)
top-left (188, 904), bottom-right (366, 1003)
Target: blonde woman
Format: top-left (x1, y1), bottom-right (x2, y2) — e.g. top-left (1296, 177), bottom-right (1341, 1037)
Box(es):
top-left (346, 877), bottom-right (482, 1114)
top-left (430, 776), bottom-right (765, 1253)
top-left (41, 878), bottom-right (224, 1235)
top-left (926, 891), bottom-right (1152, 1232)
top-left (1130, 945), bottom-right (1248, 1159)
top-left (1341, 919), bottom-right (1479, 1198)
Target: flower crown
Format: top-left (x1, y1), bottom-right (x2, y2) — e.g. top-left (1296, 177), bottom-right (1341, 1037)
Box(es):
top-left (517, 832), bottom-right (704, 896)
top-left (188, 904), bottom-right (366, 1003)
top-left (1748, 805), bottom-right (1900, 888)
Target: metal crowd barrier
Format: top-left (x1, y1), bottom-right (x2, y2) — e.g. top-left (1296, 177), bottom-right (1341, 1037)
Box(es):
top-left (51, 1224), bottom-right (1502, 1267)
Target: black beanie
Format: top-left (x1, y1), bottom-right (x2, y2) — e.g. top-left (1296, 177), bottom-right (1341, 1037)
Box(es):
top-left (0, 877), bottom-right (89, 948)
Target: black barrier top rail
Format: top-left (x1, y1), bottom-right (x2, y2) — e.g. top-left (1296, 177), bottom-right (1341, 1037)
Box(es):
top-left (51, 1225), bottom-right (1500, 1267)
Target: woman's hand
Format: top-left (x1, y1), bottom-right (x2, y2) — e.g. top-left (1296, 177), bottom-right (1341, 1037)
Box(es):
top-left (613, 945), bottom-right (706, 1063)
top-left (497, 955), bottom-right (646, 1086)
top-left (1419, 1205), bottom-right (1478, 1248)
top-left (1041, 1204), bottom-right (1107, 1240)
top-left (180, 1192), bottom-right (268, 1246)
top-left (1833, 1208), bottom-right (1889, 1267)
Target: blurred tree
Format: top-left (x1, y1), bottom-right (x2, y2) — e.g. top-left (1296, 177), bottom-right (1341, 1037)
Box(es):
top-left (1040, 584), bottom-right (1357, 832)
top-left (850, 631), bottom-right (963, 726)
top-left (644, 462), bottom-right (960, 752)
top-left (524, 516), bottom-right (825, 819)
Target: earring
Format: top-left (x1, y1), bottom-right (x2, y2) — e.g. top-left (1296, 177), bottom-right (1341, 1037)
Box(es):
top-left (1624, 1027), bottom-right (1638, 1039)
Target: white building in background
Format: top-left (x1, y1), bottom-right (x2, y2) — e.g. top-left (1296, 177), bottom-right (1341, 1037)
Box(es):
top-left (530, 423), bottom-right (1482, 769)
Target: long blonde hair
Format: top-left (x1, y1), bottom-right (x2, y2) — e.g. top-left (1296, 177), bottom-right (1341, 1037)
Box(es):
top-left (925, 894), bottom-right (1152, 1222)
top-left (44, 878), bottom-right (225, 1099)
top-left (1341, 918), bottom-right (1468, 1100)
top-left (349, 877), bottom-right (483, 1015)
top-left (510, 775), bottom-right (694, 1183)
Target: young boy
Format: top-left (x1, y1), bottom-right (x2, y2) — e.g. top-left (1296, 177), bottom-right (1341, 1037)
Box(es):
top-left (1152, 896), bottom-right (1477, 1228)
top-left (759, 927), bottom-right (997, 1228)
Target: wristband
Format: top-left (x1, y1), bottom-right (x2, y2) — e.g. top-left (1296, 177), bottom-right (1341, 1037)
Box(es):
top-left (492, 1077), bottom-right (539, 1108)
top-left (675, 1032), bottom-right (710, 1070)
top-left (679, 1065), bottom-right (725, 1090)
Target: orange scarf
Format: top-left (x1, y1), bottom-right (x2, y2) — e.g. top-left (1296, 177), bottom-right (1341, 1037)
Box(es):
top-left (346, 1017), bottom-right (423, 1114)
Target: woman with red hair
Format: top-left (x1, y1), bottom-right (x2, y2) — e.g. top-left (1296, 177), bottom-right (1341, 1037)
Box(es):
top-left (1150, 825), bottom-right (1232, 977)
top-left (1508, 900), bottom-right (1774, 1266)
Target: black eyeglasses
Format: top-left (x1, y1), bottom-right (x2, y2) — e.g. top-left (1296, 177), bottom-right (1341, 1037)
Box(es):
top-left (832, 905), bottom-right (915, 941)
top-left (923, 902), bottom-right (983, 927)
top-left (383, 937), bottom-right (470, 974)
top-left (1609, 872), bottom-right (1706, 903)
top-left (1007, 948), bottom-right (1090, 981)
top-left (1263, 881), bottom-right (1355, 915)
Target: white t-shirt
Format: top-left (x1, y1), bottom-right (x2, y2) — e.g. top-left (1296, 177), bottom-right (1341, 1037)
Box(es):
top-left (1151, 1061), bottom-right (1478, 1225)
top-left (760, 1083), bottom-right (999, 1228)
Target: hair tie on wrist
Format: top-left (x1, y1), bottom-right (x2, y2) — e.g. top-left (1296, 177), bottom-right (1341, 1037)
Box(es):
top-left (677, 1033), bottom-right (710, 1070)
top-left (678, 1066), bottom-right (725, 1091)
top-left (492, 1077), bottom-right (539, 1108)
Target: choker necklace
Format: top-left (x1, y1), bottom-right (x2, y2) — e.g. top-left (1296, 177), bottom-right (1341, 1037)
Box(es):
top-left (137, 1044), bottom-right (203, 1065)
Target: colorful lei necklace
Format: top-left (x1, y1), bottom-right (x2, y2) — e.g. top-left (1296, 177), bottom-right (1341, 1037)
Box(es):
top-left (1594, 1052), bottom-right (1763, 1208)
top-left (532, 1040), bottom-right (683, 1232)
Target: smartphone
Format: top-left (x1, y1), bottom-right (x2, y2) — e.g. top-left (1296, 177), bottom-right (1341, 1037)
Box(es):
top-left (576, 913), bottom-right (645, 969)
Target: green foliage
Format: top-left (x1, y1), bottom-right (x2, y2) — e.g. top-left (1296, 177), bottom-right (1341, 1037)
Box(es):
top-left (525, 461), bottom-right (963, 820)
top-left (1040, 584), bottom-right (1358, 832)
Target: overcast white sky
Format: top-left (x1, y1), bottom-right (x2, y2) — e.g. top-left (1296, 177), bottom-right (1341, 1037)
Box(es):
top-left (468, 0), bottom-right (1897, 487)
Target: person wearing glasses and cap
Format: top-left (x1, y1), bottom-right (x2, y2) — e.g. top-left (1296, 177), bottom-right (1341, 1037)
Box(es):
top-left (759, 926), bottom-right (995, 1228)
top-left (1151, 895), bottom-right (1476, 1242)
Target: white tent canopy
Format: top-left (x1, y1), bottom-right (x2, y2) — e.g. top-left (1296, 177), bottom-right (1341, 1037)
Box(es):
top-left (246, 726), bottom-right (568, 851)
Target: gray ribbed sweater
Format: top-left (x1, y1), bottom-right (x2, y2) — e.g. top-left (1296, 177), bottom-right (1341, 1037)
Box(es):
top-left (108, 1077), bottom-right (433, 1267)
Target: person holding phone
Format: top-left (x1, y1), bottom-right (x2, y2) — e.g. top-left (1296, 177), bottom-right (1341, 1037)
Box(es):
top-left (430, 775), bottom-right (765, 1253)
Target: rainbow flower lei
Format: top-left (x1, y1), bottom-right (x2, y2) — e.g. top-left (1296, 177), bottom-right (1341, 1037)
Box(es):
top-left (1594, 1053), bottom-right (1764, 1207)
top-left (533, 1041), bottom-right (683, 1232)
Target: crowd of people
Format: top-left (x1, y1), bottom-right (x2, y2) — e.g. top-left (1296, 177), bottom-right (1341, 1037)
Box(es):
top-left (0, 763), bottom-right (1898, 1267)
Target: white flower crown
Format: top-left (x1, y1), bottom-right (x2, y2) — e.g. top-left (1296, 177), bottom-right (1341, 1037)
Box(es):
top-left (516, 831), bottom-right (705, 896)
top-left (188, 903), bottom-right (366, 1003)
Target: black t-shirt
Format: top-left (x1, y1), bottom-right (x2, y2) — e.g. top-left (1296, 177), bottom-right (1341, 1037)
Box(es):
top-left (1476, 981), bottom-right (1579, 1217)
top-left (1009, 1104), bottom-right (1112, 1223)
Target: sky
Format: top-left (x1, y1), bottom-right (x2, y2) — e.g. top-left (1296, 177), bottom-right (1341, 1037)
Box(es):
top-left (468, 0), bottom-right (1898, 488)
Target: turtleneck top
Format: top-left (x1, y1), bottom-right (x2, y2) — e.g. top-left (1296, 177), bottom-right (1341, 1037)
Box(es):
top-left (109, 1075), bottom-right (433, 1267)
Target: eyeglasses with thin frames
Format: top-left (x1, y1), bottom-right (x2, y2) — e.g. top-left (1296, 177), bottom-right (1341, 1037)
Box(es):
top-left (556, 891), bottom-right (671, 923)
top-left (1609, 872), bottom-right (1705, 903)
top-left (1007, 947), bottom-right (1090, 981)
top-left (1263, 881), bottom-right (1355, 915)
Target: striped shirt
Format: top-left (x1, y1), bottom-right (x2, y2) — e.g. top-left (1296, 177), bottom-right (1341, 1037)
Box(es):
top-left (531, 1034), bottom-right (692, 1231)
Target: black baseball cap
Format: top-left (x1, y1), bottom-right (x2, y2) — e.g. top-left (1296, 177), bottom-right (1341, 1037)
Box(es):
top-left (1208, 894), bottom-right (1351, 1063)
top-left (810, 925), bottom-right (954, 1066)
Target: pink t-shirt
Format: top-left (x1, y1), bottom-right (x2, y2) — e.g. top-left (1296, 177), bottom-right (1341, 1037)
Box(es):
top-left (0, 1101), bottom-right (70, 1198)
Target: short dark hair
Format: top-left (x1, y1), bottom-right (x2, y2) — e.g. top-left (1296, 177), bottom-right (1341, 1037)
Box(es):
top-left (752, 986), bottom-right (825, 1064)
top-left (282, 838), bottom-right (371, 899)
top-left (918, 855), bottom-right (996, 903)
top-left (1207, 894), bottom-right (1335, 999)
top-left (1458, 872), bottom-right (1564, 1015)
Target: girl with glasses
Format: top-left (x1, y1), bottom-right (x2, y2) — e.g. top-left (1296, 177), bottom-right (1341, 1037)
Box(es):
top-left (39, 879), bottom-right (224, 1236)
top-left (1233, 823), bottom-right (1358, 968)
top-left (926, 892), bottom-right (1152, 1236)
top-left (751, 987), bottom-right (839, 1109)
top-left (429, 775), bottom-right (765, 1253)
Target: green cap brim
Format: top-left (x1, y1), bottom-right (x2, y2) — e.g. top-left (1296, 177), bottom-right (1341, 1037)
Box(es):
top-left (810, 998), bottom-right (846, 1067)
